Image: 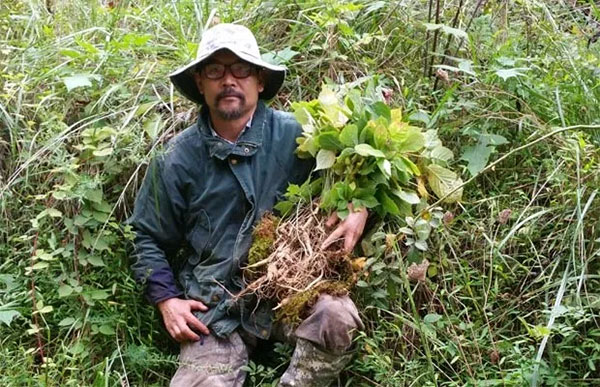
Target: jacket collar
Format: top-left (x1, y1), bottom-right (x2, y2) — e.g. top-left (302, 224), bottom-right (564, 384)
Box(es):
top-left (197, 101), bottom-right (266, 160)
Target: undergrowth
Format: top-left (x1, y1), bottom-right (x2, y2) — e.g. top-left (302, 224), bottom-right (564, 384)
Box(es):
top-left (1, 0), bottom-right (599, 386)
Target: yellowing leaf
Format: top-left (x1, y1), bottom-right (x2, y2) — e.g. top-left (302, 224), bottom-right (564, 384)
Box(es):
top-left (46, 208), bottom-right (63, 217)
top-left (351, 257), bottom-right (367, 271)
top-left (391, 125), bottom-right (425, 153)
top-left (390, 108), bottom-right (402, 123)
top-left (93, 147), bottom-right (113, 157)
top-left (417, 177), bottom-right (429, 199)
top-left (426, 164), bottom-right (463, 203)
top-left (429, 146), bottom-right (454, 162)
top-left (318, 86), bottom-right (350, 128)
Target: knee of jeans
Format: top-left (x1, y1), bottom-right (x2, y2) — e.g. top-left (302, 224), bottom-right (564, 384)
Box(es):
top-left (320, 295), bottom-right (360, 326)
top-left (295, 294), bottom-right (364, 353)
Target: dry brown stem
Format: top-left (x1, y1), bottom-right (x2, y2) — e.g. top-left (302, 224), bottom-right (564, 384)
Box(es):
top-left (238, 201), bottom-right (352, 307)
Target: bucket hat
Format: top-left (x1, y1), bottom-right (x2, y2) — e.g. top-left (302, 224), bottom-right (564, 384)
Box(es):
top-left (169, 24), bottom-right (286, 105)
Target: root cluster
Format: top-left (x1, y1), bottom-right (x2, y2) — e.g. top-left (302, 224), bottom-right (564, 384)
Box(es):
top-left (240, 201), bottom-right (354, 311)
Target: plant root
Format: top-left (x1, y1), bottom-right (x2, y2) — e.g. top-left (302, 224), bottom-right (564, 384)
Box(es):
top-left (240, 201), bottom-right (357, 322)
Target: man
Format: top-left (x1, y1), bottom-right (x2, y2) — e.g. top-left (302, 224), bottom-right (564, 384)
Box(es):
top-left (129, 23), bottom-right (367, 386)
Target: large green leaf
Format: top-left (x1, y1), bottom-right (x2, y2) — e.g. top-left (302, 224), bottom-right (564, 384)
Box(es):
top-left (143, 113), bottom-right (163, 140)
top-left (377, 191), bottom-right (400, 215)
top-left (355, 144), bottom-right (385, 158)
top-left (315, 149), bottom-right (336, 171)
top-left (315, 131), bottom-right (343, 151)
top-left (495, 68), bottom-right (529, 81)
top-left (392, 189), bottom-right (420, 204)
top-left (296, 136), bottom-right (318, 158)
top-left (377, 159), bottom-right (392, 179)
top-left (0, 310), bottom-right (21, 327)
top-left (461, 142), bottom-right (492, 177)
top-left (369, 101), bottom-right (391, 121)
top-left (398, 157), bottom-right (421, 176)
top-left (423, 129), bottom-right (442, 149)
top-left (391, 125), bottom-right (425, 153)
top-left (339, 124), bottom-right (359, 146)
top-left (426, 164), bottom-right (463, 203)
top-left (63, 73), bottom-right (101, 92)
top-left (58, 284), bottom-right (74, 297)
top-left (318, 86), bottom-right (350, 128)
top-left (351, 199), bottom-right (375, 209)
top-left (460, 133), bottom-right (507, 176)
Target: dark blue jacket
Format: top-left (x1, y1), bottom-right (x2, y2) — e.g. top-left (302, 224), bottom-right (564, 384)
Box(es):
top-left (129, 101), bottom-right (313, 338)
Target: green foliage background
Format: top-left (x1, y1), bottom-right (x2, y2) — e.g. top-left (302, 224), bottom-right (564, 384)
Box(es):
top-left (1, 0), bottom-right (600, 385)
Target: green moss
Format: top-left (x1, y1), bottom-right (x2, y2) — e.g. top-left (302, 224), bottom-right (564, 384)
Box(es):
top-left (276, 281), bottom-right (350, 326)
top-left (246, 213), bottom-right (279, 279)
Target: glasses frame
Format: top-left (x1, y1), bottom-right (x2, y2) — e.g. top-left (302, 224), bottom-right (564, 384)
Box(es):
top-left (199, 62), bottom-right (260, 80)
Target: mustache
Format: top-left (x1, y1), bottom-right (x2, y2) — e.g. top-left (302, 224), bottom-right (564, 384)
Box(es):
top-left (216, 88), bottom-right (245, 102)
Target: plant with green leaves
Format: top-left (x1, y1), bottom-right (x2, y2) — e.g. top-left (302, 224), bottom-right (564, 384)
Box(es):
top-left (288, 81), bottom-right (463, 217)
top-left (243, 80), bottom-right (463, 319)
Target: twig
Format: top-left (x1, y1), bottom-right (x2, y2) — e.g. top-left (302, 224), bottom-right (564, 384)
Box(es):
top-left (423, 0), bottom-right (434, 77)
top-left (29, 231), bottom-right (45, 363)
top-left (429, 0), bottom-right (442, 77)
top-left (433, 0), bottom-right (465, 91)
top-left (451, 0), bottom-right (488, 59)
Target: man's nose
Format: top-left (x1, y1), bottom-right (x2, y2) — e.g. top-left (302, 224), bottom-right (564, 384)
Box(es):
top-left (220, 68), bottom-right (237, 85)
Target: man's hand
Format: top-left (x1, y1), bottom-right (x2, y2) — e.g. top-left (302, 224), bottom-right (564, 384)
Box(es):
top-left (157, 298), bottom-right (210, 342)
top-left (321, 204), bottom-right (368, 253)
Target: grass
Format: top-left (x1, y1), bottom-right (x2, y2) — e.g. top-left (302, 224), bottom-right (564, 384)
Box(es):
top-left (1, 0), bottom-right (600, 385)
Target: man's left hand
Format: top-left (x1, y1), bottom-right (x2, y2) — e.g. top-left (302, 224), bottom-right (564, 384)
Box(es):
top-left (321, 204), bottom-right (368, 253)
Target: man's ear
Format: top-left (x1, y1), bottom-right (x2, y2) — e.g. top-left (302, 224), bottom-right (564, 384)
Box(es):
top-left (257, 69), bottom-right (265, 93)
top-left (193, 72), bottom-right (204, 95)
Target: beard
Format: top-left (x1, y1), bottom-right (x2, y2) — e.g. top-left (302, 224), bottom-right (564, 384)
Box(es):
top-left (214, 88), bottom-right (248, 121)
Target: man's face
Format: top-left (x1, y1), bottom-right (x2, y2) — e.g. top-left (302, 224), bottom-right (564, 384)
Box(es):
top-left (194, 50), bottom-right (264, 121)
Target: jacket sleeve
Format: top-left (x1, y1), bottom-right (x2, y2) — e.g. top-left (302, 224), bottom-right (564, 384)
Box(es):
top-left (128, 155), bottom-right (186, 304)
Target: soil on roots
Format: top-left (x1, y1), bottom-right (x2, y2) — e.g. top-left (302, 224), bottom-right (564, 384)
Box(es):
top-left (239, 201), bottom-right (358, 322)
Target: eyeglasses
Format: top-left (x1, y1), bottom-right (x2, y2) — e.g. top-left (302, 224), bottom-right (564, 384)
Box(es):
top-left (201, 62), bottom-right (258, 80)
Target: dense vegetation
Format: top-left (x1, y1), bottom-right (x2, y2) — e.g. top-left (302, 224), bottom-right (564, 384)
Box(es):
top-left (1, 0), bottom-right (600, 385)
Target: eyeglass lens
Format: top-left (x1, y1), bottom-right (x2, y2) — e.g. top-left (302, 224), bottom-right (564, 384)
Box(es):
top-left (203, 63), bottom-right (253, 79)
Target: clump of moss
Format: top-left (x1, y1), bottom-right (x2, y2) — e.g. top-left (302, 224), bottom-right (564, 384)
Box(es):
top-left (276, 280), bottom-right (350, 326)
top-left (245, 213), bottom-right (279, 280)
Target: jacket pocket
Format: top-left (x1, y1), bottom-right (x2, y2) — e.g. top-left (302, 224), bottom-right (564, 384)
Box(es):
top-left (184, 279), bottom-right (225, 307)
